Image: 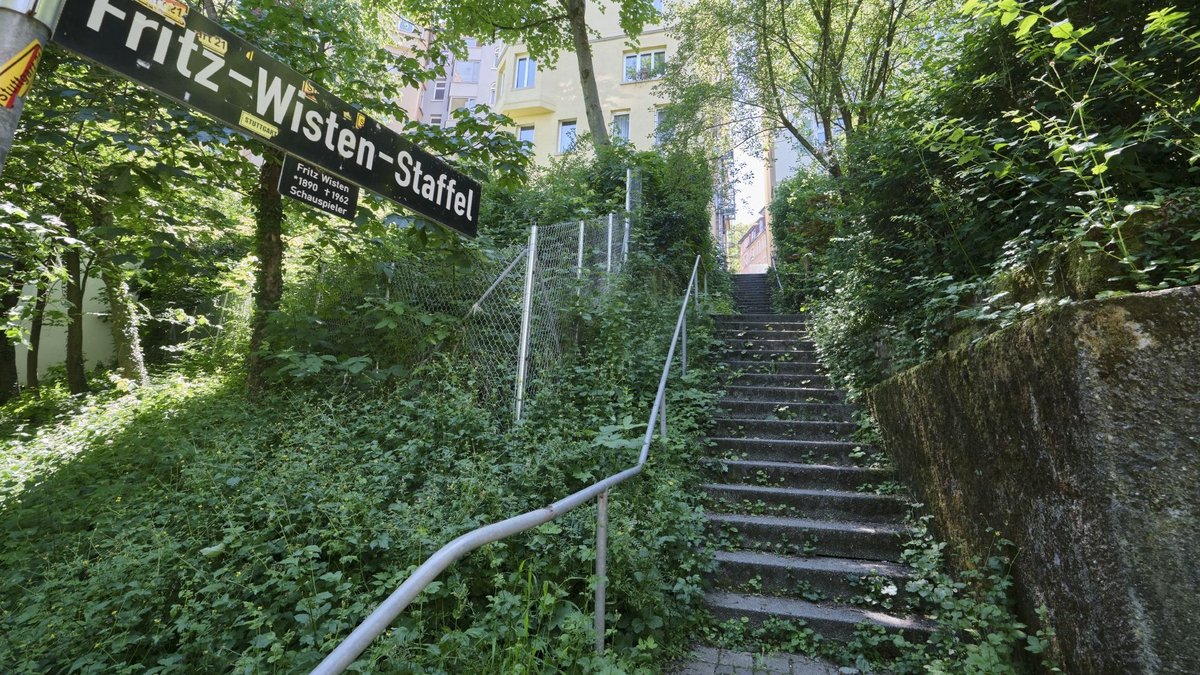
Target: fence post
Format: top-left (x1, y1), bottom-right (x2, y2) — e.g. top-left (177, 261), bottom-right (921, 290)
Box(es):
top-left (576, 220), bottom-right (585, 293)
top-left (606, 213), bottom-right (614, 276)
top-left (623, 169), bottom-right (633, 267)
top-left (594, 490), bottom-right (609, 655)
top-left (514, 225), bottom-right (539, 422)
top-left (682, 311), bottom-right (687, 377)
top-left (659, 394), bottom-right (668, 448)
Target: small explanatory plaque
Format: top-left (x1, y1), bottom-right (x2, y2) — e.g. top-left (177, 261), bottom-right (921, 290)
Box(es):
top-left (278, 155), bottom-right (358, 221)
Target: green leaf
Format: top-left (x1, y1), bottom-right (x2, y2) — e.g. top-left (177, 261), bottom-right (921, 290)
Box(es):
top-left (1016, 14), bottom-right (1039, 37)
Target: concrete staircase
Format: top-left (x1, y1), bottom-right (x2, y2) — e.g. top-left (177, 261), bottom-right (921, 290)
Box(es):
top-left (675, 275), bottom-right (931, 673)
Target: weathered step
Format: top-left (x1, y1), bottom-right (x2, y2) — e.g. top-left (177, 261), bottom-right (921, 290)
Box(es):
top-left (713, 323), bottom-right (809, 335)
top-left (713, 550), bottom-right (912, 602)
top-left (723, 372), bottom-right (832, 389)
top-left (722, 386), bottom-right (843, 404)
top-left (721, 349), bottom-right (822, 363)
top-left (720, 342), bottom-right (817, 356)
top-left (713, 418), bottom-right (856, 441)
top-left (713, 313), bottom-right (807, 323)
top-left (716, 329), bottom-right (810, 341)
top-left (671, 646), bottom-right (840, 675)
top-left (710, 437), bottom-right (869, 464)
top-left (708, 459), bottom-right (888, 491)
top-left (717, 400), bottom-right (854, 421)
top-left (703, 484), bottom-right (907, 521)
top-left (705, 591), bottom-right (935, 642)
top-left (720, 360), bottom-right (826, 376)
top-left (707, 513), bottom-right (907, 561)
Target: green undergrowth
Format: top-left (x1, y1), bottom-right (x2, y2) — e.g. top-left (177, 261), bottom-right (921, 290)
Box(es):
top-left (0, 275), bottom-right (719, 672)
top-left (702, 511), bottom-right (1058, 674)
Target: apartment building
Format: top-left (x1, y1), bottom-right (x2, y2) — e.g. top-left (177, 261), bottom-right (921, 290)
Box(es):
top-left (493, 0), bottom-right (673, 163)
top-left (737, 208), bottom-right (772, 274)
top-left (384, 17), bottom-right (432, 124)
top-left (419, 39), bottom-right (501, 128)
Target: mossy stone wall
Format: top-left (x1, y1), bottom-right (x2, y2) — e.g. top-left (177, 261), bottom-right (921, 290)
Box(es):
top-left (867, 286), bottom-right (1200, 674)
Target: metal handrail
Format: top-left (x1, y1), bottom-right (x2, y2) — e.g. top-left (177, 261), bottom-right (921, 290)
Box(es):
top-left (311, 255), bottom-right (703, 674)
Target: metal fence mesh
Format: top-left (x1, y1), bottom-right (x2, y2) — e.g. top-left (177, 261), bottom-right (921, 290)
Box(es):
top-left (390, 212), bottom-right (632, 424)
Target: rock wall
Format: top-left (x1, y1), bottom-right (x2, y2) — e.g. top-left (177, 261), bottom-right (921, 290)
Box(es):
top-left (867, 286), bottom-right (1200, 674)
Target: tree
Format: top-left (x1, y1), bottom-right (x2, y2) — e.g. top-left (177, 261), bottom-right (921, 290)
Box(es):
top-left (408, 0), bottom-right (662, 148)
top-left (664, 0), bottom-right (943, 174)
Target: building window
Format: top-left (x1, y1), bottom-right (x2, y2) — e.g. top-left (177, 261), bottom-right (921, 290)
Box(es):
top-left (432, 80), bottom-right (447, 101)
top-left (489, 84), bottom-right (497, 105)
top-left (457, 60), bottom-right (480, 84)
top-left (558, 120), bottom-right (577, 153)
top-left (397, 17), bottom-right (416, 33)
top-left (514, 56), bottom-right (536, 89)
top-left (655, 108), bottom-right (670, 144)
top-left (611, 113), bottom-right (630, 141)
top-left (493, 46), bottom-right (501, 69)
top-left (429, 114), bottom-right (443, 127)
top-left (623, 50), bottom-right (666, 83)
top-left (518, 125), bottom-right (535, 148)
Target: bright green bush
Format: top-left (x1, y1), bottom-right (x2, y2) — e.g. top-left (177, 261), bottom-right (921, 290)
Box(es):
top-left (0, 268), bottom-right (717, 672)
top-left (772, 1), bottom-right (1200, 392)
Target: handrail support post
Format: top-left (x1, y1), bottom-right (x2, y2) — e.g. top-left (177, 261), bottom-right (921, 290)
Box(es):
top-left (594, 490), bottom-right (609, 655)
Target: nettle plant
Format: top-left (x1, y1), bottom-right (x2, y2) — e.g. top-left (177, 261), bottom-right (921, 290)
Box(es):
top-left (925, 1), bottom-right (1200, 302)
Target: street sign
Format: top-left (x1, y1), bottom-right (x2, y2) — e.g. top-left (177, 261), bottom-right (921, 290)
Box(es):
top-left (278, 155), bottom-right (359, 222)
top-left (52, 0), bottom-right (480, 237)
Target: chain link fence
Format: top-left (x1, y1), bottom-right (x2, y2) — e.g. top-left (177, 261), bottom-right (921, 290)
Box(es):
top-left (388, 208), bottom-right (633, 425)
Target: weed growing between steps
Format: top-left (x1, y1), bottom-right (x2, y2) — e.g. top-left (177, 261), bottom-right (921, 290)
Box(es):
top-left (700, 511), bottom-right (1059, 673)
top-left (0, 277), bottom-right (720, 672)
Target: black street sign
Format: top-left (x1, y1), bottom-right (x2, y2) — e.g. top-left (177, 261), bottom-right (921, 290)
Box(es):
top-left (278, 155), bottom-right (358, 221)
top-left (52, 0), bottom-right (480, 237)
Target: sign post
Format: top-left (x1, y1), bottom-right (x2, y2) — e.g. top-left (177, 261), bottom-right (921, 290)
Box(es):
top-left (0, 0), bottom-right (66, 174)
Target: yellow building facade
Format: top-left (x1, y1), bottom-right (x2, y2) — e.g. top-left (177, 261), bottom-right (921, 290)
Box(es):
top-left (494, 1), bottom-right (674, 164)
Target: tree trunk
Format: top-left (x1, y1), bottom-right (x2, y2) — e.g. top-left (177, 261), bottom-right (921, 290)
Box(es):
top-left (91, 202), bottom-right (149, 385)
top-left (25, 279), bottom-right (47, 390)
top-left (0, 278), bottom-right (20, 404)
top-left (246, 155), bottom-right (285, 392)
top-left (64, 222), bottom-right (88, 395)
top-left (564, 0), bottom-right (610, 147)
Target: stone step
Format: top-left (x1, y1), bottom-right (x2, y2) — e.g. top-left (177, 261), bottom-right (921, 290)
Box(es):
top-left (708, 459), bottom-right (887, 491)
top-left (719, 339), bottom-right (816, 352)
top-left (722, 386), bottom-right (843, 404)
top-left (705, 591), bottom-right (934, 642)
top-left (723, 372), bottom-right (833, 389)
top-left (671, 646), bottom-right (840, 675)
top-left (707, 513), bottom-right (908, 561)
top-left (713, 314), bottom-right (807, 323)
top-left (710, 437), bottom-right (869, 464)
top-left (712, 418), bottom-right (856, 442)
top-left (721, 360), bottom-right (826, 376)
top-left (703, 484), bottom-right (908, 521)
top-left (712, 550), bottom-right (912, 602)
top-left (715, 329), bottom-right (810, 341)
top-left (720, 349), bottom-right (823, 363)
top-left (714, 323), bottom-right (809, 335)
top-left (717, 400), bottom-right (854, 422)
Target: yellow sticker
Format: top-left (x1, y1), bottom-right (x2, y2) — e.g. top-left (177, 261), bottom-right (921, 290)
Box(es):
top-left (355, 112), bottom-right (366, 130)
top-left (302, 80), bottom-right (318, 102)
top-left (134, 0), bottom-right (189, 27)
top-left (197, 32), bottom-right (228, 56)
top-left (238, 110), bottom-right (278, 139)
top-left (0, 40), bottom-right (42, 109)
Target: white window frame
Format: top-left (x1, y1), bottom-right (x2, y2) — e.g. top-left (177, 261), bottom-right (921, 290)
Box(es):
top-left (623, 50), bottom-right (667, 83)
top-left (611, 112), bottom-right (630, 141)
top-left (558, 120), bottom-right (577, 153)
top-left (492, 46), bottom-right (501, 69)
top-left (397, 17), bottom-right (416, 33)
top-left (514, 56), bottom-right (536, 89)
top-left (432, 80), bottom-right (447, 101)
top-left (489, 84), bottom-right (497, 105)
top-left (429, 114), bottom-right (444, 127)
top-left (518, 125), bottom-right (535, 147)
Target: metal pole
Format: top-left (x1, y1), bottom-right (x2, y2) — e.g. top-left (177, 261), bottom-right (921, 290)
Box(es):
top-left (681, 313), bottom-right (687, 377)
top-left (514, 225), bottom-right (538, 422)
top-left (622, 216), bottom-right (630, 267)
top-left (0, 0), bottom-right (66, 175)
top-left (659, 395), bottom-right (667, 448)
top-left (576, 220), bottom-right (585, 293)
top-left (625, 168), bottom-right (633, 213)
top-left (594, 490), bottom-right (609, 655)
top-left (605, 213), bottom-right (613, 276)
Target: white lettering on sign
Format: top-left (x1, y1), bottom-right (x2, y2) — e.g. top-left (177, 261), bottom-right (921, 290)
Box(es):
top-left (72, 0), bottom-right (479, 224)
